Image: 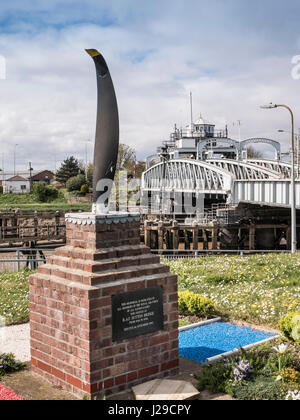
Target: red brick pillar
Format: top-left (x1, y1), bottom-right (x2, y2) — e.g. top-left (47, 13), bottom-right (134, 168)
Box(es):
top-left (29, 213), bottom-right (179, 399)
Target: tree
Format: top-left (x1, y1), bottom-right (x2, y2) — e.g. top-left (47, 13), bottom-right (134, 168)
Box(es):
top-left (117, 144), bottom-right (136, 172)
top-left (85, 145), bottom-right (141, 190)
top-left (135, 160), bottom-right (146, 179)
top-left (56, 156), bottom-right (83, 185)
top-left (246, 147), bottom-right (263, 159)
top-left (87, 163), bottom-right (93, 188)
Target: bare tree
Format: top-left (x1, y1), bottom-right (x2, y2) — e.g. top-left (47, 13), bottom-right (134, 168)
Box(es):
top-left (246, 146), bottom-right (263, 159)
top-left (117, 144), bottom-right (136, 171)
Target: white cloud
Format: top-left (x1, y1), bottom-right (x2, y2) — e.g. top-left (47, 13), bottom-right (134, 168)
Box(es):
top-left (0, 1), bottom-right (299, 173)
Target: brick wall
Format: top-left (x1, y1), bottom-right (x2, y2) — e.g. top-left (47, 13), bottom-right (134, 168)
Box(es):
top-left (30, 214), bottom-right (179, 399)
top-left (66, 218), bottom-right (140, 249)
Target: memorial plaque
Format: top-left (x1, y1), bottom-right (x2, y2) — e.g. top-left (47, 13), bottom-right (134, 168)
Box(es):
top-left (112, 287), bottom-right (164, 342)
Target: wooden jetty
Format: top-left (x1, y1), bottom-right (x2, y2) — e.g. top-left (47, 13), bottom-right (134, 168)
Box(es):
top-left (0, 210), bottom-right (65, 247)
top-left (0, 204), bottom-right (298, 251)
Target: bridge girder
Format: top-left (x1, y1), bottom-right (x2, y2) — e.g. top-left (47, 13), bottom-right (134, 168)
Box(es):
top-left (142, 159), bottom-right (234, 194)
top-left (141, 158), bottom-right (299, 210)
top-left (246, 159), bottom-right (292, 177)
top-left (207, 159), bottom-right (281, 180)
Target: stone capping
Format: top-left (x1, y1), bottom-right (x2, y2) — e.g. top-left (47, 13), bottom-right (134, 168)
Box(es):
top-left (206, 335), bottom-right (280, 364)
top-left (65, 212), bottom-right (140, 226)
top-left (178, 317), bottom-right (222, 332)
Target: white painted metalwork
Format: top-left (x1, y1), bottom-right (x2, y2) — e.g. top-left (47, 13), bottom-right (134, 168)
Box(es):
top-left (246, 159), bottom-right (292, 178)
top-left (141, 157), bottom-right (300, 210)
top-left (197, 138), bottom-right (241, 160)
top-left (207, 159), bottom-right (281, 180)
top-left (240, 138), bottom-right (281, 160)
top-left (232, 180), bottom-right (300, 208)
top-left (142, 159), bottom-right (234, 194)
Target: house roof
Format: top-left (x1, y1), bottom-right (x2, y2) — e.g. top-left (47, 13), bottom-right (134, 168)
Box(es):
top-left (194, 114), bottom-right (215, 126)
top-left (6, 175), bottom-right (30, 182)
top-left (1, 170), bottom-right (54, 181)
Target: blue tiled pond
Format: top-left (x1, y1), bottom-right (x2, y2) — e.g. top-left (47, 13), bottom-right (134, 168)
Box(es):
top-left (179, 322), bottom-right (277, 363)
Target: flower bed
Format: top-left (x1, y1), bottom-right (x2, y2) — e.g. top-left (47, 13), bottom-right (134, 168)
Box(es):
top-left (196, 339), bottom-right (300, 400)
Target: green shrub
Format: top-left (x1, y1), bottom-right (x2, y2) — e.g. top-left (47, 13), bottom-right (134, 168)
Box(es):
top-left (66, 174), bottom-right (86, 192)
top-left (0, 185), bottom-right (3, 194)
top-left (178, 291), bottom-right (215, 317)
top-left (279, 311), bottom-right (300, 344)
top-left (45, 185), bottom-right (60, 201)
top-left (231, 376), bottom-right (287, 400)
top-left (80, 184), bottom-right (89, 195)
top-left (0, 353), bottom-right (25, 377)
top-left (197, 360), bottom-right (233, 394)
top-left (32, 182), bottom-right (46, 201)
top-left (32, 182), bottom-right (59, 203)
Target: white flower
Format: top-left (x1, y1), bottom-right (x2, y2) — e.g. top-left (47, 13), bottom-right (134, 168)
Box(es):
top-left (273, 344), bottom-right (288, 354)
top-left (286, 390), bottom-right (300, 401)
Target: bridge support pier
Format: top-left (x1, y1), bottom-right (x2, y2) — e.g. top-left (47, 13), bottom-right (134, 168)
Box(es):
top-left (249, 226), bottom-right (256, 250)
top-left (193, 226), bottom-right (199, 250)
top-left (212, 225), bottom-right (218, 250)
top-left (286, 227), bottom-right (291, 251)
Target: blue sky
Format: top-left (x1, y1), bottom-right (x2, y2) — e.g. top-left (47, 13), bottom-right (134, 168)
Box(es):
top-left (0, 0), bottom-right (299, 171)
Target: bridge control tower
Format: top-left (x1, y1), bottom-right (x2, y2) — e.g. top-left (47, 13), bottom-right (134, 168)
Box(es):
top-left (155, 115), bottom-right (232, 164)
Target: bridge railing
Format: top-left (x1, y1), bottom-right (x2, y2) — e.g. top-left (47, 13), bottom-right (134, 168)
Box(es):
top-left (151, 249), bottom-right (292, 260)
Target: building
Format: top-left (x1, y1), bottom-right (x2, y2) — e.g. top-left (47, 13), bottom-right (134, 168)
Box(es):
top-left (4, 175), bottom-right (31, 194)
top-left (0, 170), bottom-right (55, 194)
top-left (30, 170), bottom-right (55, 185)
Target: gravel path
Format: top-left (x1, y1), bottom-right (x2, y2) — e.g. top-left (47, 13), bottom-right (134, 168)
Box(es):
top-left (0, 323), bottom-right (30, 362)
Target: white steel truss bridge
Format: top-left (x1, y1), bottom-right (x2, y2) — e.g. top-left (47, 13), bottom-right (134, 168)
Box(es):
top-left (141, 158), bottom-right (300, 209)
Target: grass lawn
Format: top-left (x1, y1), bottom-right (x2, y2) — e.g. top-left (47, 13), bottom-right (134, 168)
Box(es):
top-left (1, 254), bottom-right (299, 328)
top-left (0, 271), bottom-right (31, 325)
top-left (0, 193), bottom-right (91, 212)
top-left (167, 254), bottom-right (300, 328)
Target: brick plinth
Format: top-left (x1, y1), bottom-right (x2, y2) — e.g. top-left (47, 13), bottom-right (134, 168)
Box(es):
top-left (29, 213), bottom-right (179, 399)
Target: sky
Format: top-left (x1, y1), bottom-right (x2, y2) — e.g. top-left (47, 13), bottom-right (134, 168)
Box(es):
top-left (0, 0), bottom-right (300, 173)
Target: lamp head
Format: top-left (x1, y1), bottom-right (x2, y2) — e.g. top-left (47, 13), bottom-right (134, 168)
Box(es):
top-left (260, 103), bottom-right (277, 109)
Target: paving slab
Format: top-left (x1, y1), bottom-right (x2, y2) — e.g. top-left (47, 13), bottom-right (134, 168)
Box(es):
top-left (132, 379), bottom-right (200, 401)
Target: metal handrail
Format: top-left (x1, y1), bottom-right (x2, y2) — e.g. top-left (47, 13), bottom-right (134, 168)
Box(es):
top-left (0, 247), bottom-right (57, 272)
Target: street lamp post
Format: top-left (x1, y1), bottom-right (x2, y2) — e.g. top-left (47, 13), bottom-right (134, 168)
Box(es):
top-left (13, 144), bottom-right (18, 176)
top-left (83, 140), bottom-right (91, 180)
top-left (261, 103), bottom-right (297, 253)
top-left (277, 129), bottom-right (300, 175)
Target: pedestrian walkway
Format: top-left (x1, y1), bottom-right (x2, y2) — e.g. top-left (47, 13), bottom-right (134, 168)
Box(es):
top-left (0, 323), bottom-right (30, 362)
